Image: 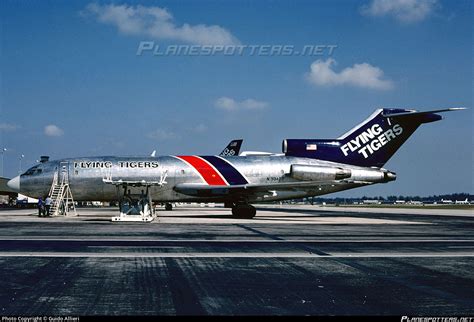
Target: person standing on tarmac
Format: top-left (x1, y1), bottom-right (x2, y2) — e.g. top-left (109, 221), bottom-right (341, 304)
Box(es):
top-left (37, 197), bottom-right (44, 217)
top-left (44, 196), bottom-right (52, 216)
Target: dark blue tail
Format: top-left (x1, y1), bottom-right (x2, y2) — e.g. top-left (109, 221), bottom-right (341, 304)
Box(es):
top-left (283, 108), bottom-right (463, 168)
top-left (220, 139), bottom-right (243, 156)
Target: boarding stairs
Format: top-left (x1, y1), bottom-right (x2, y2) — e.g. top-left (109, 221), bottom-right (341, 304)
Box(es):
top-left (48, 162), bottom-right (77, 216)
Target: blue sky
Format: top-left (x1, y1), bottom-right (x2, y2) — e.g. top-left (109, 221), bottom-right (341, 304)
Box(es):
top-left (0, 0), bottom-right (472, 196)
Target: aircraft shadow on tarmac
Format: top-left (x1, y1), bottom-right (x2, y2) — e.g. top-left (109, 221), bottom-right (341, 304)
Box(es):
top-left (159, 213), bottom-right (237, 219)
top-left (34, 206), bottom-right (450, 224)
top-left (74, 207), bottom-right (415, 222)
top-left (82, 218), bottom-right (118, 222)
top-left (154, 208), bottom-right (399, 221)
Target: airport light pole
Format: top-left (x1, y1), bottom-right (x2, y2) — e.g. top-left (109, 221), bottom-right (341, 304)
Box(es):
top-left (1, 148), bottom-right (6, 177)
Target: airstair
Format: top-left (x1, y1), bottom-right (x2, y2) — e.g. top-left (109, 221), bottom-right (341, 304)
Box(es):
top-left (48, 162), bottom-right (77, 216)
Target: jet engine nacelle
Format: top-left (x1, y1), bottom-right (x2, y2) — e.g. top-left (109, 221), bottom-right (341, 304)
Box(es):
top-left (350, 168), bottom-right (396, 183)
top-left (290, 164), bottom-right (351, 181)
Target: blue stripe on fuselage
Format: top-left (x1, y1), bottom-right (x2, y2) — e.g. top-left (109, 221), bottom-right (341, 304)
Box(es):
top-left (200, 156), bottom-right (248, 185)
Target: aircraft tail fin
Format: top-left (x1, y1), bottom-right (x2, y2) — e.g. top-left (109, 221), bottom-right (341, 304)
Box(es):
top-left (283, 108), bottom-right (465, 168)
top-left (219, 139), bottom-right (243, 156)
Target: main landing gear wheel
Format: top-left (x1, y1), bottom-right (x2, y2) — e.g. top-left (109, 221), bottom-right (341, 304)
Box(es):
top-left (231, 204), bottom-right (256, 219)
top-left (165, 203), bottom-right (173, 211)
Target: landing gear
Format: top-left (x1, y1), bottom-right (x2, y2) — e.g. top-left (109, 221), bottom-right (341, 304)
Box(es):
top-left (231, 204), bottom-right (256, 219)
top-left (165, 203), bottom-right (173, 211)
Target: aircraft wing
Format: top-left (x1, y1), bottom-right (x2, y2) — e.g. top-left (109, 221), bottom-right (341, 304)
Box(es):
top-left (174, 180), bottom-right (367, 197)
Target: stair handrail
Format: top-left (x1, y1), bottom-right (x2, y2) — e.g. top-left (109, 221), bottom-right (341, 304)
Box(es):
top-left (48, 171), bottom-right (59, 197)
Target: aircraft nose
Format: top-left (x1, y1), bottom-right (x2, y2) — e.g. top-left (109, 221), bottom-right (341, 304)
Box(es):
top-left (7, 176), bottom-right (20, 191)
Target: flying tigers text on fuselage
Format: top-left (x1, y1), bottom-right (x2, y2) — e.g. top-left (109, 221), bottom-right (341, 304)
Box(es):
top-left (74, 161), bottom-right (160, 169)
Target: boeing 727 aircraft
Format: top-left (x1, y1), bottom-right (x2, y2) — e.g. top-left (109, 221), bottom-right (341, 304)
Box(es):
top-left (7, 108), bottom-right (464, 221)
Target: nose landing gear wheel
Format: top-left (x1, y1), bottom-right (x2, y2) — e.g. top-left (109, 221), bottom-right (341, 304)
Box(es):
top-left (231, 204), bottom-right (256, 219)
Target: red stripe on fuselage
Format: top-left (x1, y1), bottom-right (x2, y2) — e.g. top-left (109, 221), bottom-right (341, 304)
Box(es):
top-left (176, 156), bottom-right (227, 186)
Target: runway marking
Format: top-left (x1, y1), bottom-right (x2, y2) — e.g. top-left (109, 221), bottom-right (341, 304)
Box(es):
top-left (0, 238), bottom-right (472, 243)
top-left (0, 252), bottom-right (473, 258)
top-left (235, 224), bottom-right (330, 256)
top-left (234, 224), bottom-right (284, 241)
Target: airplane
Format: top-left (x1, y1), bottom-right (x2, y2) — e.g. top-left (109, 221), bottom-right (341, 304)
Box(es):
top-left (7, 107), bottom-right (465, 222)
top-left (455, 198), bottom-right (470, 205)
top-left (219, 139), bottom-right (243, 157)
top-left (441, 198), bottom-right (454, 204)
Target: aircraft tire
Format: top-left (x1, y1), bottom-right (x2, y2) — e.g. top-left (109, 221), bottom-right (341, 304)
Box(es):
top-left (165, 203), bottom-right (173, 211)
top-left (231, 204), bottom-right (256, 219)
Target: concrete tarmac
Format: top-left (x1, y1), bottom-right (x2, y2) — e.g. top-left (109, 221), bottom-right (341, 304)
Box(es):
top-left (0, 205), bottom-right (473, 315)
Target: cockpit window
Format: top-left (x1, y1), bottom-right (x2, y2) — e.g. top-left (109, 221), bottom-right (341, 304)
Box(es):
top-left (23, 166), bottom-right (40, 176)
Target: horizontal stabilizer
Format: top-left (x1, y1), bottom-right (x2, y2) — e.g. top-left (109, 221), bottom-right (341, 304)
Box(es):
top-left (382, 107), bottom-right (466, 118)
top-left (239, 151), bottom-right (276, 156)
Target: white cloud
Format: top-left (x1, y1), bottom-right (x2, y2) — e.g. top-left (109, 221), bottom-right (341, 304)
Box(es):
top-left (214, 97), bottom-right (269, 111)
top-left (44, 125), bottom-right (64, 137)
top-left (147, 129), bottom-right (178, 141)
top-left (83, 3), bottom-right (239, 45)
top-left (0, 123), bottom-right (19, 132)
top-left (361, 0), bottom-right (439, 23)
top-left (306, 58), bottom-right (394, 90)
